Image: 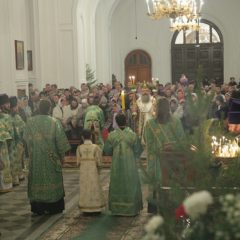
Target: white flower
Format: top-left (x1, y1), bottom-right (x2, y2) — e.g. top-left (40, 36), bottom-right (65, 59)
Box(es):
top-left (183, 191), bottom-right (213, 219)
top-left (145, 216), bottom-right (164, 233)
top-left (225, 194), bottom-right (235, 202)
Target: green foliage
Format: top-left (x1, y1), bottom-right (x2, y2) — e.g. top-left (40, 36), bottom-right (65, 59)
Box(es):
top-left (86, 64), bottom-right (97, 89)
top-left (184, 194), bottom-right (240, 240)
top-left (214, 159), bottom-right (240, 196)
top-left (140, 65), bottom-right (240, 239)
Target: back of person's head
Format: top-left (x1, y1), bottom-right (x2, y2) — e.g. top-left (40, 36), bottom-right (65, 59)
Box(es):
top-left (115, 113), bottom-right (126, 128)
top-left (39, 91), bottom-right (46, 98)
top-left (216, 95), bottom-right (224, 104)
top-left (82, 129), bottom-right (92, 140)
top-left (51, 84), bottom-right (58, 90)
top-left (156, 97), bottom-right (171, 124)
top-left (39, 100), bottom-right (51, 115)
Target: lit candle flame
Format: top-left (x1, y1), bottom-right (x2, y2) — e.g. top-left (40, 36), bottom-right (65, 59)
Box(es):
top-left (211, 136), bottom-right (240, 158)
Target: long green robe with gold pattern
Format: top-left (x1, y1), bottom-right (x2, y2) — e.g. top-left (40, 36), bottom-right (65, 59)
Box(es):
top-left (104, 127), bottom-right (143, 216)
top-left (0, 114), bottom-right (13, 192)
top-left (11, 114), bottom-right (26, 181)
top-left (84, 105), bottom-right (105, 148)
top-left (143, 117), bottom-right (185, 185)
top-left (23, 115), bottom-right (70, 203)
top-left (0, 113), bottom-right (19, 185)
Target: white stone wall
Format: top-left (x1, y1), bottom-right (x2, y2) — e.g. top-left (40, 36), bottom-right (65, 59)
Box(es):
top-left (0, 0), bottom-right (29, 95)
top-left (1, 0), bottom-right (240, 94)
top-left (32, 0), bottom-right (77, 89)
top-left (107, 0), bottom-right (240, 85)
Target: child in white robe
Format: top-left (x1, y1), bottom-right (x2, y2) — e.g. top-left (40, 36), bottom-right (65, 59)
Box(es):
top-left (76, 129), bottom-right (105, 213)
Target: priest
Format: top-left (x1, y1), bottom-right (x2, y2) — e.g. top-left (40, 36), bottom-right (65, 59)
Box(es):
top-left (136, 83), bottom-right (155, 142)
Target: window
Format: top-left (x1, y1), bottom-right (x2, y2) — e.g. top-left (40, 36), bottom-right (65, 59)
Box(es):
top-left (128, 54), bottom-right (137, 65)
top-left (174, 20), bottom-right (222, 45)
top-left (199, 23), bottom-right (210, 43)
top-left (171, 19), bottom-right (223, 84)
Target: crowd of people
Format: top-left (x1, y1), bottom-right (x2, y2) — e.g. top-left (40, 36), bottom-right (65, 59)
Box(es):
top-left (0, 74), bottom-right (240, 216)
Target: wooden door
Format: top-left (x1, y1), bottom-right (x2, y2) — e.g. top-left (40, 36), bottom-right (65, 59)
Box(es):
top-left (125, 50), bottom-right (151, 85)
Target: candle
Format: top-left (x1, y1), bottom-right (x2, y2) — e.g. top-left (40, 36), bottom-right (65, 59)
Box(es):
top-left (132, 76), bottom-right (135, 85)
top-left (121, 91), bottom-right (125, 111)
top-left (146, 0), bottom-right (150, 14)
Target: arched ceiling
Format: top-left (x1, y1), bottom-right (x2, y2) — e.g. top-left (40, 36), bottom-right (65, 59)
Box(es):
top-left (75, 0), bottom-right (122, 25)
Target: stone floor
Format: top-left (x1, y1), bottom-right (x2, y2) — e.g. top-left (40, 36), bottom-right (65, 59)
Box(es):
top-left (0, 168), bottom-right (150, 240)
top-left (0, 169), bottom-right (80, 240)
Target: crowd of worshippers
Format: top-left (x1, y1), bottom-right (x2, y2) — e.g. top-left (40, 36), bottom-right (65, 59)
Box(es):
top-left (18, 76), bottom-right (240, 134)
top-left (0, 75), bottom-right (239, 192)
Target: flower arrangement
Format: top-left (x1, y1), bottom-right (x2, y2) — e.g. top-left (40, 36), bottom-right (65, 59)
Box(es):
top-left (143, 191), bottom-right (240, 239)
top-left (140, 65), bottom-right (240, 239)
top-left (176, 191), bottom-right (213, 220)
top-left (142, 215), bottom-right (165, 240)
top-left (176, 191), bottom-right (240, 240)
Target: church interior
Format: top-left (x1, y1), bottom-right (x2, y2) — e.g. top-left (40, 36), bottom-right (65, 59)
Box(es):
top-left (1, 0), bottom-right (240, 239)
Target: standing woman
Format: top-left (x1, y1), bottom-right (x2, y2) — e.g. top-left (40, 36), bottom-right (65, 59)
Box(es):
top-left (23, 100), bottom-right (70, 215)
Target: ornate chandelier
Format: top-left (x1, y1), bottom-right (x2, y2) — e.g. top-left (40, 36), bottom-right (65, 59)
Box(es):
top-left (146, 0), bottom-right (204, 31)
top-left (170, 13), bottom-right (201, 32)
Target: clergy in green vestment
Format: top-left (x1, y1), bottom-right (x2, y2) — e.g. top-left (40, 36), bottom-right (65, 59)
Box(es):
top-left (23, 100), bottom-right (70, 215)
top-left (0, 126), bottom-right (12, 192)
top-left (84, 105), bottom-right (105, 148)
top-left (9, 96), bottom-right (26, 183)
top-left (144, 97), bottom-right (185, 213)
top-left (0, 94), bottom-right (14, 192)
top-left (0, 97), bottom-right (13, 192)
top-left (104, 113), bottom-right (143, 216)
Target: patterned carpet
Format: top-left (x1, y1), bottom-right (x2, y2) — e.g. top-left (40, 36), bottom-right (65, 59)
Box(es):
top-left (0, 168), bottom-right (149, 240)
top-left (0, 169), bottom-right (80, 240)
top-left (40, 169), bottom-right (149, 240)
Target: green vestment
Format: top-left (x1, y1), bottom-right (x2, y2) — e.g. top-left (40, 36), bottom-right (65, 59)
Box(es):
top-left (84, 105), bottom-right (105, 148)
top-left (11, 114), bottom-right (26, 180)
top-left (0, 114), bottom-right (13, 191)
top-left (0, 113), bottom-right (19, 184)
top-left (104, 127), bottom-right (143, 216)
top-left (144, 117), bottom-right (185, 184)
top-left (23, 115), bottom-right (70, 203)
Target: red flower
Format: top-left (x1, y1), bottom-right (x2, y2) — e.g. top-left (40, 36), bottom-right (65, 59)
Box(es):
top-left (175, 204), bottom-right (187, 220)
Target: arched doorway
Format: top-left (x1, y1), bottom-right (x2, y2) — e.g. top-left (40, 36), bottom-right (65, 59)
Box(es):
top-left (125, 50), bottom-right (152, 85)
top-left (171, 19), bottom-right (224, 84)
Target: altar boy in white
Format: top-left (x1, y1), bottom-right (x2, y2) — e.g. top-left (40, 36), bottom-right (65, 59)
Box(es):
top-left (76, 129), bottom-right (105, 213)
